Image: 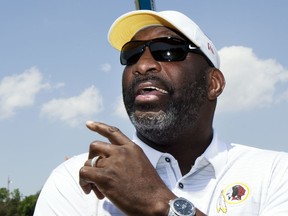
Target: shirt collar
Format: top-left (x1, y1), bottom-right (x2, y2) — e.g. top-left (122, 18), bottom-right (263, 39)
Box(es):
top-left (132, 131), bottom-right (228, 178)
top-left (197, 132), bottom-right (228, 178)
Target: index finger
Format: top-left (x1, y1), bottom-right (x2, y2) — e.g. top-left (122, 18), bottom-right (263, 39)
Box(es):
top-left (86, 121), bottom-right (131, 146)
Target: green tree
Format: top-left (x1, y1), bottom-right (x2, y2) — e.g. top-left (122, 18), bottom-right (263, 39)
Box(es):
top-left (18, 191), bottom-right (40, 216)
top-left (0, 187), bottom-right (40, 216)
top-left (0, 188), bottom-right (9, 202)
top-left (0, 187), bottom-right (10, 215)
top-left (3, 188), bottom-right (21, 216)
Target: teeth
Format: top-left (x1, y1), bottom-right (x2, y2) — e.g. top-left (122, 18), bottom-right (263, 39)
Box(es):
top-left (156, 87), bottom-right (168, 94)
top-left (144, 86), bottom-right (168, 94)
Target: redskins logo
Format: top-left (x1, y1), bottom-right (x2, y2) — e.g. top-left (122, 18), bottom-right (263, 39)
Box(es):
top-left (216, 183), bottom-right (250, 213)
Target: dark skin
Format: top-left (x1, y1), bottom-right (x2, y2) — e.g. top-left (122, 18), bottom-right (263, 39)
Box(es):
top-left (79, 26), bottom-right (225, 216)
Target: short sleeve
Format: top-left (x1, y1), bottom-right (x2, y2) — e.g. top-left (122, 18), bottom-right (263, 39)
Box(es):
top-left (34, 153), bottom-right (98, 216)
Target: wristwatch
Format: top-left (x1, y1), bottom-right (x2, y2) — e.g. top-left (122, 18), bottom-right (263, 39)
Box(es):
top-left (168, 197), bottom-right (196, 216)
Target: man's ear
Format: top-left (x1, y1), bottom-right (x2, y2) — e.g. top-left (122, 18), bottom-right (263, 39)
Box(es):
top-left (207, 69), bottom-right (225, 100)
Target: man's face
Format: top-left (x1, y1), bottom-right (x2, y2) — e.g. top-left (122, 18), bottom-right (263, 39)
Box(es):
top-left (122, 26), bottom-right (210, 144)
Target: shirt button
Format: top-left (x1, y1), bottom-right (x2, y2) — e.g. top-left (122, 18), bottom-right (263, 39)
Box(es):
top-left (165, 157), bottom-right (171, 163)
top-left (178, 182), bottom-right (184, 189)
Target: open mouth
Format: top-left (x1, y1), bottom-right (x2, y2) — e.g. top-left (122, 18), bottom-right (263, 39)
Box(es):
top-left (135, 81), bottom-right (169, 96)
top-left (131, 81), bottom-right (171, 111)
top-left (140, 86), bottom-right (168, 95)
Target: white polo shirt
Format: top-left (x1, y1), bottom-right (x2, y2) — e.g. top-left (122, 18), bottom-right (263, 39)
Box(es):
top-left (34, 132), bottom-right (288, 215)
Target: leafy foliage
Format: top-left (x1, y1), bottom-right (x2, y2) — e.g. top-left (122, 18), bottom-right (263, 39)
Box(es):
top-left (0, 188), bottom-right (40, 216)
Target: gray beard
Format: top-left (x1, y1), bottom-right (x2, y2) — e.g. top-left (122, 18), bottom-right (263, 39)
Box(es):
top-left (130, 108), bottom-right (178, 142)
top-left (124, 74), bottom-right (207, 144)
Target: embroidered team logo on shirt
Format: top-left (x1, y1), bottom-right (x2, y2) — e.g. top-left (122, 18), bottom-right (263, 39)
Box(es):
top-left (217, 182), bottom-right (250, 214)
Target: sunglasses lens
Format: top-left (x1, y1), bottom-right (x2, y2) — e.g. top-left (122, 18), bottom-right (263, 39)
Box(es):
top-left (150, 41), bottom-right (187, 62)
top-left (121, 41), bottom-right (144, 65)
top-left (120, 38), bottom-right (191, 65)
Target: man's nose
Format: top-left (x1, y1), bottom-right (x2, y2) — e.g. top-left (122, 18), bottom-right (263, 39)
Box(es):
top-left (133, 48), bottom-right (161, 75)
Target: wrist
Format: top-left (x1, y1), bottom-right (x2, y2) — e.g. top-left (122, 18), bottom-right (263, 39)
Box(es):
top-left (152, 200), bottom-right (170, 216)
top-left (149, 195), bottom-right (177, 216)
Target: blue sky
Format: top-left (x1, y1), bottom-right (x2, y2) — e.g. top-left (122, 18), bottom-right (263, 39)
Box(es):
top-left (0, 0), bottom-right (287, 196)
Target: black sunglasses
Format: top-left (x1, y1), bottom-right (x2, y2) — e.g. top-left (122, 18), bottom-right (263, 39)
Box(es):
top-left (120, 37), bottom-right (201, 66)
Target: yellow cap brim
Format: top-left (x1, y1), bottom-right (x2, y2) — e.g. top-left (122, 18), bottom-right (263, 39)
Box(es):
top-left (108, 10), bottom-right (174, 50)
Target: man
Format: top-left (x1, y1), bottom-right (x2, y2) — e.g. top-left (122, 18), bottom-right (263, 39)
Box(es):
top-left (34, 10), bottom-right (288, 216)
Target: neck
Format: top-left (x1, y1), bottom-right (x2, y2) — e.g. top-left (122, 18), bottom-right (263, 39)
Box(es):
top-left (136, 126), bottom-right (213, 175)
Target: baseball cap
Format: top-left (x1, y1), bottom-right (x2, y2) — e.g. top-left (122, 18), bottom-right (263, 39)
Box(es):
top-left (108, 10), bottom-right (220, 69)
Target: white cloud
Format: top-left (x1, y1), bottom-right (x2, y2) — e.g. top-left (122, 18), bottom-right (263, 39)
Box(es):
top-left (113, 95), bottom-right (129, 119)
top-left (100, 63), bottom-right (112, 73)
top-left (41, 86), bottom-right (104, 127)
top-left (0, 67), bottom-right (49, 120)
top-left (217, 46), bottom-right (288, 112)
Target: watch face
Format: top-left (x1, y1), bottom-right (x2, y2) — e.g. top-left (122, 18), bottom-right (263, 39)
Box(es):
top-left (173, 198), bottom-right (194, 215)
